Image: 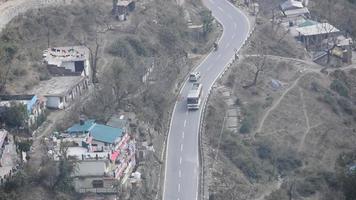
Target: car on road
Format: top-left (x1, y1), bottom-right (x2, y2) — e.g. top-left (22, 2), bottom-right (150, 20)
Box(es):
top-left (189, 72), bottom-right (201, 82)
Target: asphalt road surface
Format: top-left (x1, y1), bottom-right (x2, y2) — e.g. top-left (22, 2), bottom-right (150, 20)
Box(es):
top-left (163, 0), bottom-right (250, 199)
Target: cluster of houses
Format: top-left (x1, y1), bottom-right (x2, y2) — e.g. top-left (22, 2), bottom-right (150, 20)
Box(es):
top-left (0, 46), bottom-right (91, 132)
top-left (48, 115), bottom-right (139, 193)
top-left (275, 0), bottom-right (354, 66)
top-left (0, 0), bottom-right (142, 195)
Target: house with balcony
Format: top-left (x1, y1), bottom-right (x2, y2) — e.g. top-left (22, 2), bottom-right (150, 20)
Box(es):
top-left (56, 118), bottom-right (136, 193)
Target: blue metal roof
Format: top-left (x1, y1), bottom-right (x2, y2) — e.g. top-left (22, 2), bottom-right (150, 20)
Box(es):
top-left (67, 120), bottom-right (95, 133)
top-left (67, 119), bottom-right (123, 144)
top-left (89, 124), bottom-right (123, 144)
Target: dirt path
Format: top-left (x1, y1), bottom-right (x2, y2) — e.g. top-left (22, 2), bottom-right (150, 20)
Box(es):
top-left (255, 75), bottom-right (303, 135)
top-left (254, 177), bottom-right (283, 200)
top-left (297, 87), bottom-right (310, 152)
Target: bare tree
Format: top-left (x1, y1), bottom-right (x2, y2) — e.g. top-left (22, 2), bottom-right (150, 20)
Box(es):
top-left (243, 55), bottom-right (267, 89)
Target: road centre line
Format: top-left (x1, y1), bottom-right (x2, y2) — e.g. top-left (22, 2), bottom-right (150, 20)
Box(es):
top-left (178, 184), bottom-right (181, 192)
top-left (179, 170), bottom-right (182, 178)
top-left (180, 144), bottom-right (183, 152)
top-left (179, 156), bottom-right (182, 164)
top-left (184, 120), bottom-right (187, 127)
top-left (182, 131), bottom-right (185, 139)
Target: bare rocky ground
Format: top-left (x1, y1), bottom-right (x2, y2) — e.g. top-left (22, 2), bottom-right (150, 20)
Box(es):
top-left (203, 2), bottom-right (356, 200)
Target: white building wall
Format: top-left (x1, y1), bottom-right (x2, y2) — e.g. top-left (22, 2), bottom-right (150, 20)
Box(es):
top-left (46, 96), bottom-right (63, 109)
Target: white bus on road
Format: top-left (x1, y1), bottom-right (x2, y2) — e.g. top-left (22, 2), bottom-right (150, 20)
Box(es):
top-left (187, 83), bottom-right (203, 110)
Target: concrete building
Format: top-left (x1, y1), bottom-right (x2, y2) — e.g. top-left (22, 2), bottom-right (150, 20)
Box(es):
top-left (296, 22), bottom-right (340, 50)
top-left (0, 95), bottom-right (46, 128)
top-left (278, 0), bottom-right (310, 26)
top-left (43, 46), bottom-right (90, 78)
top-left (114, 0), bottom-right (135, 21)
top-left (67, 119), bottom-right (124, 152)
top-left (29, 76), bottom-right (89, 109)
top-left (73, 160), bottom-right (117, 193)
top-left (60, 119), bottom-right (136, 193)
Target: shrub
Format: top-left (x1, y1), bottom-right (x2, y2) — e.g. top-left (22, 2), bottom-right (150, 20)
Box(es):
top-left (239, 119), bottom-right (251, 134)
top-left (257, 143), bottom-right (272, 159)
top-left (310, 81), bottom-right (322, 92)
top-left (337, 98), bottom-right (353, 115)
top-left (126, 37), bottom-right (148, 56)
top-left (330, 79), bottom-right (349, 97)
top-left (263, 96), bottom-right (273, 108)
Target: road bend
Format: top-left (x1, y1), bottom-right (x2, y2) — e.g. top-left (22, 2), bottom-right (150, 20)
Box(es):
top-left (162, 0), bottom-right (250, 199)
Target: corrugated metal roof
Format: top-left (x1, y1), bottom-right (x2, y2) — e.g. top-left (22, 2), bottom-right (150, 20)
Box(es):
top-left (67, 120), bottom-right (96, 133)
top-left (296, 23), bottom-right (339, 36)
top-left (89, 124), bottom-right (123, 144)
top-left (298, 19), bottom-right (318, 27)
top-left (283, 7), bottom-right (309, 16)
top-left (280, 0), bottom-right (304, 11)
top-left (67, 120), bottom-right (123, 144)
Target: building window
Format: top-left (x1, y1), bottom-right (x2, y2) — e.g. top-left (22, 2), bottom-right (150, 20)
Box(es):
top-left (92, 180), bottom-right (104, 188)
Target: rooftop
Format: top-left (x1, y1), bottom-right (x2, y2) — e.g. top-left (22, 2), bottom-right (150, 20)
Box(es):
top-left (106, 115), bottom-right (127, 129)
top-left (67, 120), bottom-right (124, 144)
top-left (187, 83), bottom-right (202, 98)
top-left (90, 124), bottom-right (123, 144)
top-left (29, 76), bottom-right (85, 97)
top-left (43, 46), bottom-right (89, 66)
top-left (298, 19), bottom-right (318, 27)
top-left (0, 95), bottom-right (35, 101)
top-left (296, 23), bottom-right (340, 36)
top-left (117, 0), bottom-right (133, 6)
top-left (280, 0), bottom-right (304, 11)
top-left (73, 160), bottom-right (108, 177)
top-left (67, 119), bottom-right (96, 133)
top-left (283, 7), bottom-right (309, 16)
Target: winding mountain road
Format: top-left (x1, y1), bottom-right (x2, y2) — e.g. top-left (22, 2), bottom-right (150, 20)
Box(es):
top-left (163, 0), bottom-right (250, 199)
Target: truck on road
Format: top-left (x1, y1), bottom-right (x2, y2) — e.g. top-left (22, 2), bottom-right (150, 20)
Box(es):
top-left (187, 83), bottom-right (203, 110)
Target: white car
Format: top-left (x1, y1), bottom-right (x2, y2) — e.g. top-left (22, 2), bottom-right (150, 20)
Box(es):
top-left (189, 72), bottom-right (201, 82)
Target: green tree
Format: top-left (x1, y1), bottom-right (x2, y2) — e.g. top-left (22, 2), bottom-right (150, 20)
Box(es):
top-left (2, 103), bottom-right (28, 128)
top-left (201, 10), bottom-right (213, 36)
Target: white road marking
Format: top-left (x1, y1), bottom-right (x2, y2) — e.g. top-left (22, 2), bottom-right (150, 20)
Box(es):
top-left (179, 156), bottom-right (182, 164)
top-left (182, 131), bottom-right (185, 139)
top-left (218, 6), bottom-right (223, 12)
top-left (178, 184), bottom-right (181, 192)
top-left (180, 144), bottom-right (183, 152)
top-left (186, 110), bottom-right (188, 116)
top-left (184, 120), bottom-right (187, 127)
top-left (179, 170), bottom-right (182, 178)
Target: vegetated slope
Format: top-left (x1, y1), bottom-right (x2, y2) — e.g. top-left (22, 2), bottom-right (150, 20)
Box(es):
top-left (206, 54), bottom-right (356, 200)
top-left (0, 0), bottom-right (219, 200)
top-left (204, 3), bottom-right (356, 199)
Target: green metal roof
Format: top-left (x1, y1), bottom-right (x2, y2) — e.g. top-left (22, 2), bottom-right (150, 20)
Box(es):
top-left (89, 124), bottom-right (123, 144)
top-left (67, 119), bottom-right (95, 133)
top-left (298, 20), bottom-right (318, 27)
top-left (67, 119), bottom-right (123, 144)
